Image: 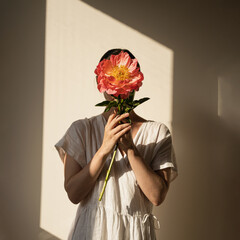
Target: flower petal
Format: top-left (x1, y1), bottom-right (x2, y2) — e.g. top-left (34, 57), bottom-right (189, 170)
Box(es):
top-left (102, 60), bottom-right (113, 75)
top-left (95, 51), bottom-right (144, 97)
top-left (128, 59), bottom-right (138, 73)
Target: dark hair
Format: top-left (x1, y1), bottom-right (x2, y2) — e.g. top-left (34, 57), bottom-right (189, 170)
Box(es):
top-left (99, 48), bottom-right (141, 70)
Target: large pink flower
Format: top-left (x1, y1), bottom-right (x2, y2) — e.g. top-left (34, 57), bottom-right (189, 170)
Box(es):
top-left (95, 51), bottom-right (144, 99)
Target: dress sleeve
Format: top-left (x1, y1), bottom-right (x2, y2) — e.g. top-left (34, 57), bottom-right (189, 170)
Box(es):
top-left (54, 121), bottom-right (86, 169)
top-left (150, 123), bottom-right (178, 182)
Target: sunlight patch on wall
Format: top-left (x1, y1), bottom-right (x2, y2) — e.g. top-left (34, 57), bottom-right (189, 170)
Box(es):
top-left (40, 0), bottom-right (174, 239)
top-left (218, 71), bottom-right (240, 133)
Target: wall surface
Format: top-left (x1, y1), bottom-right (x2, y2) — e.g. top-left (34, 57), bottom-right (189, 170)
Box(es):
top-left (40, 1), bottom-right (175, 238)
top-left (0, 0), bottom-right (50, 239)
top-left (1, 0), bottom-right (240, 239)
top-left (79, 1), bottom-right (240, 240)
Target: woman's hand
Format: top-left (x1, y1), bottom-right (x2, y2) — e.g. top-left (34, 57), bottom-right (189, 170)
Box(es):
top-left (100, 111), bottom-right (131, 157)
top-left (117, 129), bottom-right (135, 154)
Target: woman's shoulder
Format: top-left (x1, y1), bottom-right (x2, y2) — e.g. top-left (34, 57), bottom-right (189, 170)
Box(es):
top-left (66, 114), bottom-right (102, 141)
top-left (144, 119), bottom-right (171, 140)
top-left (146, 119), bottom-right (169, 128)
top-left (133, 113), bottom-right (170, 134)
top-left (70, 114), bottom-right (103, 132)
top-left (71, 114), bottom-right (100, 125)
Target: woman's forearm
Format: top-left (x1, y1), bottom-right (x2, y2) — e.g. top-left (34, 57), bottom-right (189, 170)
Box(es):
top-left (127, 146), bottom-right (168, 206)
top-left (65, 147), bottom-right (108, 204)
top-left (65, 112), bottom-right (132, 204)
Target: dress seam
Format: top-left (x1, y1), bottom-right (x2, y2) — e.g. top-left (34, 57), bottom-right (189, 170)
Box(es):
top-left (81, 204), bottom-right (151, 220)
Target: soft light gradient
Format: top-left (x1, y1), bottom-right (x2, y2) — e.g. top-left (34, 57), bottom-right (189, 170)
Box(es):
top-left (40, 0), bottom-right (173, 239)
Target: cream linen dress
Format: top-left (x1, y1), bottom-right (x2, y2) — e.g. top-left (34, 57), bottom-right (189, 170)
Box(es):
top-left (54, 114), bottom-right (178, 240)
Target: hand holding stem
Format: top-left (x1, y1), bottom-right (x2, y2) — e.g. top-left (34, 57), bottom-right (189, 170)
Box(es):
top-left (99, 111), bottom-right (131, 201)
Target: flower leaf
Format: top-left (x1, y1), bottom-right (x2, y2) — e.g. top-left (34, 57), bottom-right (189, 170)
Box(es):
top-left (132, 97), bottom-right (150, 109)
top-left (118, 104), bottom-right (121, 114)
top-left (138, 97), bottom-right (150, 104)
top-left (104, 101), bottom-right (118, 112)
top-left (95, 100), bottom-right (110, 107)
top-left (125, 107), bottom-right (132, 113)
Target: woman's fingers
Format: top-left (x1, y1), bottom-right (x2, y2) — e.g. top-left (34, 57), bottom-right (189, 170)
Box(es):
top-left (101, 111), bottom-right (131, 156)
top-left (109, 112), bottom-right (130, 129)
top-left (112, 123), bottom-right (131, 135)
top-left (107, 110), bottom-right (117, 124)
top-left (115, 124), bottom-right (131, 139)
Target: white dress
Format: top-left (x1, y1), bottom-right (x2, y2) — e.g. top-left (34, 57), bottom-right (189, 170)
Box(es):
top-left (54, 114), bottom-right (178, 240)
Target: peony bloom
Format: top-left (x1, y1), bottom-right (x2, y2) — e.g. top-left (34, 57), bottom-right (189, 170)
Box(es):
top-left (95, 51), bottom-right (144, 99)
top-left (95, 51), bottom-right (149, 201)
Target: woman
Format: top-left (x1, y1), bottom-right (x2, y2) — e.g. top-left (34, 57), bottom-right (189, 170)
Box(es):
top-left (55, 49), bottom-right (178, 239)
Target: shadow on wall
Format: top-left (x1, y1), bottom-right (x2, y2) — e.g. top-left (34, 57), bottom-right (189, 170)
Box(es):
top-left (215, 66), bottom-right (240, 239)
top-left (1, 0), bottom-right (240, 239)
top-left (81, 1), bottom-right (240, 240)
top-left (0, 1), bottom-right (47, 240)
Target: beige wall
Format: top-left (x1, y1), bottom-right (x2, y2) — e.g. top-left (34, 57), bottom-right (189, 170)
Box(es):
top-left (1, 0), bottom-right (240, 239)
top-left (0, 0), bottom-right (47, 239)
top-left (40, 1), bottom-right (174, 238)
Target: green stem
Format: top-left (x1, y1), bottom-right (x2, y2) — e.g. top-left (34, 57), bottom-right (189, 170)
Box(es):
top-left (98, 144), bottom-right (118, 201)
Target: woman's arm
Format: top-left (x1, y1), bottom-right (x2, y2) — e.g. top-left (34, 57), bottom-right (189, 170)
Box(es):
top-left (127, 146), bottom-right (171, 206)
top-left (64, 111), bottom-right (131, 204)
top-left (118, 131), bottom-right (171, 206)
top-left (64, 149), bottom-right (107, 204)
